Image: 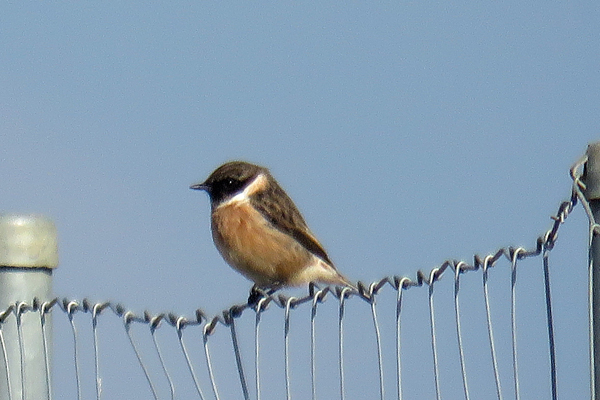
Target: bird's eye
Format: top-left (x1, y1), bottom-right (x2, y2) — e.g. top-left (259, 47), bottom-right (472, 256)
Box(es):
top-left (218, 178), bottom-right (242, 193)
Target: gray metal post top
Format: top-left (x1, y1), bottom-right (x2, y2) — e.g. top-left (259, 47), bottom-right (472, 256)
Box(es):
top-left (585, 142), bottom-right (600, 201)
top-left (0, 214), bottom-right (58, 269)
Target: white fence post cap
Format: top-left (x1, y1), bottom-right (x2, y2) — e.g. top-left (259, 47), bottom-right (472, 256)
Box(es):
top-left (0, 214), bottom-right (58, 268)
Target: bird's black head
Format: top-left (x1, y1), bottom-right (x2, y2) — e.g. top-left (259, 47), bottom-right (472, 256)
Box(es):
top-left (191, 161), bottom-right (268, 206)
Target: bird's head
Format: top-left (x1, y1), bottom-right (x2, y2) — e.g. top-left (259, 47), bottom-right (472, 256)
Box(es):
top-left (191, 161), bottom-right (268, 206)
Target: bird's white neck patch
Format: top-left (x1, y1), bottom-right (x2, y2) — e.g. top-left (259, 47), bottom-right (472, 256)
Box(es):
top-left (219, 173), bottom-right (268, 208)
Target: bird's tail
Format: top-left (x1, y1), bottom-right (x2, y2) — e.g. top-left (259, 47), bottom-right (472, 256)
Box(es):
top-left (297, 258), bottom-right (359, 294)
top-left (320, 269), bottom-right (359, 294)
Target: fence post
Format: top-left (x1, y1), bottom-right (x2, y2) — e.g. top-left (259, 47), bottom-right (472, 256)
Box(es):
top-left (585, 142), bottom-right (600, 400)
top-left (0, 214), bottom-right (58, 400)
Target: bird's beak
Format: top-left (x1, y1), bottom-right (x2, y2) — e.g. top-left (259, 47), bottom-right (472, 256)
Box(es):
top-left (190, 182), bottom-right (209, 191)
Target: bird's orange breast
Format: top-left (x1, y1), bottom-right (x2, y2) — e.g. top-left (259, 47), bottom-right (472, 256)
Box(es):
top-left (211, 200), bottom-right (312, 286)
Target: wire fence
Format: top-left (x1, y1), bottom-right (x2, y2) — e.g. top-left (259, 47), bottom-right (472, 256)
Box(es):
top-left (0, 151), bottom-right (593, 400)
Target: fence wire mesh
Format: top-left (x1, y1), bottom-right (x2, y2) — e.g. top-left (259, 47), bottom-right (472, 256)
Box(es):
top-left (0, 155), bottom-right (592, 400)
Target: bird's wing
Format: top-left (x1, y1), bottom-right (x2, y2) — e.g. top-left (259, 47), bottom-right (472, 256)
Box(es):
top-left (251, 179), bottom-right (335, 266)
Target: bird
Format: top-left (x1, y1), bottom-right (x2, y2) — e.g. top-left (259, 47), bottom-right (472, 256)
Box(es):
top-left (190, 161), bottom-right (355, 295)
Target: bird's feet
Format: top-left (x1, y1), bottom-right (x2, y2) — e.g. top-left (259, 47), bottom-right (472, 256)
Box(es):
top-left (247, 284), bottom-right (279, 306)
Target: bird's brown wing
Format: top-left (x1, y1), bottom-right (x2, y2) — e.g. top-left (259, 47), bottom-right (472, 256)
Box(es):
top-left (250, 178), bottom-right (335, 266)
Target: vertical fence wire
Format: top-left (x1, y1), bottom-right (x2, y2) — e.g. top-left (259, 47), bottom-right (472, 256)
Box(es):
top-left (542, 246), bottom-right (558, 400)
top-left (454, 263), bottom-right (470, 400)
top-left (176, 319), bottom-right (206, 400)
top-left (369, 284), bottom-right (385, 400)
top-left (150, 319), bottom-right (176, 400)
top-left (482, 256), bottom-right (503, 400)
top-left (15, 304), bottom-right (26, 400)
top-left (123, 313), bottom-right (159, 400)
top-left (310, 290), bottom-right (320, 400)
top-left (91, 303), bottom-right (103, 400)
top-left (0, 320), bottom-right (11, 400)
top-left (510, 249), bottom-right (524, 400)
top-left (283, 297), bottom-right (295, 400)
top-left (254, 298), bottom-right (268, 400)
top-left (202, 325), bottom-right (221, 400)
top-left (66, 301), bottom-right (83, 400)
top-left (589, 220), bottom-right (598, 400)
top-left (428, 269), bottom-right (442, 400)
top-left (228, 312), bottom-right (250, 400)
top-left (396, 278), bottom-right (409, 400)
top-left (40, 302), bottom-right (53, 400)
top-left (338, 288), bottom-right (350, 400)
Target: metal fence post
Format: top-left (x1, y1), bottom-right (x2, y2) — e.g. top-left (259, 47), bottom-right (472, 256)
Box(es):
top-left (585, 142), bottom-right (600, 400)
top-left (0, 214), bottom-right (58, 400)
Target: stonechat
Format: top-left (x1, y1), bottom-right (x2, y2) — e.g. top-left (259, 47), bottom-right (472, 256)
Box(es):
top-left (191, 161), bottom-right (354, 293)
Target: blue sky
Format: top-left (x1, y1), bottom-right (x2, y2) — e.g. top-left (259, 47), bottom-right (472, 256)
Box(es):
top-left (1, 2), bottom-right (598, 399)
